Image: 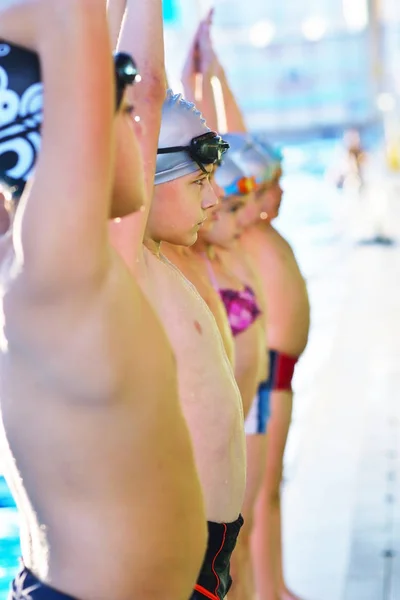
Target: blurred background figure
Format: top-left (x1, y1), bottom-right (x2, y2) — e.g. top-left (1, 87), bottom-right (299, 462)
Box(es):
top-left (342, 128), bottom-right (367, 188)
top-left (328, 128), bottom-right (367, 193)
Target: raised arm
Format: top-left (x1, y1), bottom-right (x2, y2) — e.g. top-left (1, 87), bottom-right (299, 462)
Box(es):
top-left (181, 15), bottom-right (219, 132)
top-left (203, 10), bottom-right (247, 134)
top-left (117, 0), bottom-right (165, 202)
top-left (215, 57), bottom-right (248, 133)
top-left (108, 0), bottom-right (166, 270)
top-left (181, 21), bottom-right (204, 106)
top-left (107, 0), bottom-right (126, 49)
top-left (181, 11), bottom-right (246, 135)
top-left (0, 0), bottom-right (115, 290)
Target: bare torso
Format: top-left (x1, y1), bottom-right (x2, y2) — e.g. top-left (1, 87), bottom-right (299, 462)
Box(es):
top-left (140, 246), bottom-right (246, 523)
top-left (0, 238), bottom-right (203, 600)
top-left (208, 245), bottom-right (267, 417)
top-left (241, 223), bottom-right (310, 356)
top-left (162, 243), bottom-right (235, 365)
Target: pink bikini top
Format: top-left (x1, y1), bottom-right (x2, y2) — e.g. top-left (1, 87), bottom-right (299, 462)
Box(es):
top-left (204, 257), bottom-right (262, 337)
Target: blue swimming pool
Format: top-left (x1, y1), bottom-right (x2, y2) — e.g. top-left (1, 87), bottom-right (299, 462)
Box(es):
top-left (0, 477), bottom-right (19, 597)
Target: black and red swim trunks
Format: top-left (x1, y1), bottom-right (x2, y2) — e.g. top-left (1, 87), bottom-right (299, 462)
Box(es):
top-left (11, 515), bottom-right (244, 600)
top-left (190, 514), bottom-right (244, 600)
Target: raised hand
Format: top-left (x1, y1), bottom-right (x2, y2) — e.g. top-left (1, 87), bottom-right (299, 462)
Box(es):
top-left (182, 9), bottom-right (218, 84)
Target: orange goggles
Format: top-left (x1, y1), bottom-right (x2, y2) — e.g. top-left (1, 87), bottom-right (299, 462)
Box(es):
top-left (223, 176), bottom-right (256, 197)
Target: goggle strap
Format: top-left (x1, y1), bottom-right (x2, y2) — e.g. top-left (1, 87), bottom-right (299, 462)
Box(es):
top-left (193, 159), bottom-right (208, 174)
top-left (157, 146), bottom-right (189, 155)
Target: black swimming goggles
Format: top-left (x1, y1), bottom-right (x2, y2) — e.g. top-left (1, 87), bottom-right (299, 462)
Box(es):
top-left (157, 132), bottom-right (230, 174)
top-left (114, 52), bottom-right (140, 110)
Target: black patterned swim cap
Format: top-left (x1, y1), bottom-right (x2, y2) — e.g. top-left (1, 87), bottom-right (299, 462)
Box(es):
top-left (0, 40), bottom-right (43, 198)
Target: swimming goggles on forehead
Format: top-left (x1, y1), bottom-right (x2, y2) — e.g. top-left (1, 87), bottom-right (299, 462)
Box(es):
top-left (223, 176), bottom-right (256, 197)
top-left (114, 52), bottom-right (140, 110)
top-left (157, 132), bottom-right (230, 174)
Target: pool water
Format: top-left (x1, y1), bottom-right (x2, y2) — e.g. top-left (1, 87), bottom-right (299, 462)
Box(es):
top-left (0, 477), bottom-right (19, 597)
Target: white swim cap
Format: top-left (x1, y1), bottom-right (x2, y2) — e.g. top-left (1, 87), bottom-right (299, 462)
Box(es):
top-left (223, 133), bottom-right (273, 183)
top-left (215, 154), bottom-right (244, 190)
top-left (216, 152), bottom-right (256, 197)
top-left (155, 89), bottom-right (211, 185)
top-left (252, 135), bottom-right (283, 175)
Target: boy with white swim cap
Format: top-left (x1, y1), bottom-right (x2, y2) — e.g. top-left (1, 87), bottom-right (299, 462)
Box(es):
top-left (180, 15), bottom-right (310, 599)
top-left (109, 12), bottom-right (246, 599)
top-left (146, 89), bottom-right (229, 247)
top-left (141, 89), bottom-right (247, 600)
top-left (233, 135), bottom-right (311, 600)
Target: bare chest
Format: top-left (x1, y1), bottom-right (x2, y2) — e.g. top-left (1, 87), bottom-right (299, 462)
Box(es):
top-left (143, 252), bottom-right (241, 409)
